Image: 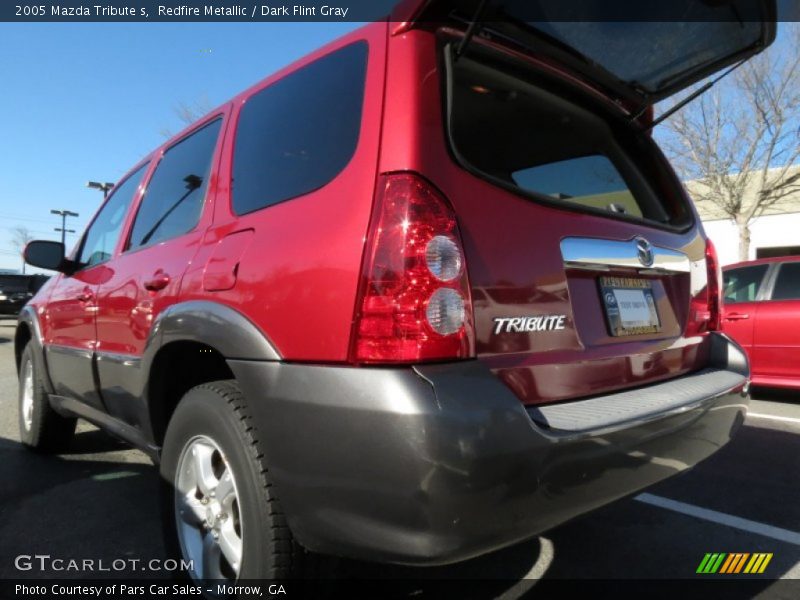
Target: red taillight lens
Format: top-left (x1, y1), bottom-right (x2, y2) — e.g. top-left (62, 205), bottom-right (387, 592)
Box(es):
top-left (688, 238), bottom-right (722, 334)
top-left (351, 173), bottom-right (475, 363)
top-left (705, 238), bottom-right (722, 331)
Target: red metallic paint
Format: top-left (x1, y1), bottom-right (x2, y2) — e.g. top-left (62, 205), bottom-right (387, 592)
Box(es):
top-left (723, 258), bottom-right (800, 389)
top-left (31, 19), bottom-right (721, 408)
top-left (378, 28), bottom-right (712, 404)
top-left (94, 109), bottom-right (231, 358)
top-left (41, 266), bottom-right (111, 410)
top-left (178, 23), bottom-right (388, 362)
top-left (751, 299), bottom-right (800, 386)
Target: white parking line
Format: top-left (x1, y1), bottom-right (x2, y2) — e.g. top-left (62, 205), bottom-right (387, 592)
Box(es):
top-left (747, 412), bottom-right (800, 425)
top-left (635, 493), bottom-right (800, 546)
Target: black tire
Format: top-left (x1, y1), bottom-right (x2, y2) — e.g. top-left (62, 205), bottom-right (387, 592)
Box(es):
top-left (160, 380), bottom-right (322, 582)
top-left (18, 342), bottom-right (77, 452)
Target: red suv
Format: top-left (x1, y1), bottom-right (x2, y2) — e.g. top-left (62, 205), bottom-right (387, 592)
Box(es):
top-left (722, 257), bottom-right (800, 390)
top-left (16, 1), bottom-right (774, 582)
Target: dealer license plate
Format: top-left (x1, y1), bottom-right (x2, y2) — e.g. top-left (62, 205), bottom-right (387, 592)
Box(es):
top-left (599, 276), bottom-right (661, 336)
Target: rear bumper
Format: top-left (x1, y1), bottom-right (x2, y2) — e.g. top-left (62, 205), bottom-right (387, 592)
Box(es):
top-left (228, 333), bottom-right (749, 566)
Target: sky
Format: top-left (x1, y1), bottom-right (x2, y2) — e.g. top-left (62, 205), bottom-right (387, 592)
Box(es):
top-left (0, 22), bottom-right (361, 271)
top-left (0, 18), bottom-right (795, 272)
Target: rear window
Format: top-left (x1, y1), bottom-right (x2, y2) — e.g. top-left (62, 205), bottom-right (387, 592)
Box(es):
top-left (232, 42), bottom-right (368, 215)
top-left (446, 52), bottom-right (689, 227)
top-left (512, 155), bottom-right (643, 218)
top-left (0, 276), bottom-right (27, 291)
top-left (0, 275), bottom-right (48, 293)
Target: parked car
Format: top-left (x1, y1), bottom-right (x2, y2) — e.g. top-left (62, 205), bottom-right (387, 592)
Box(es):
top-left (0, 274), bottom-right (48, 318)
top-left (15, 0), bottom-right (774, 582)
top-left (722, 257), bottom-right (800, 390)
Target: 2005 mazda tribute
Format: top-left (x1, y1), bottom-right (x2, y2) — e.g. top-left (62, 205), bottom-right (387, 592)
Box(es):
top-left (16, 0), bottom-right (774, 582)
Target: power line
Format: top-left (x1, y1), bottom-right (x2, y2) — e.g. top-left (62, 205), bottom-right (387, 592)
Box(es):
top-left (0, 214), bottom-right (60, 225)
top-left (4, 229), bottom-right (75, 238)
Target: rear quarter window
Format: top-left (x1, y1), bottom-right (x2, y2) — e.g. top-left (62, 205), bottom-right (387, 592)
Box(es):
top-left (231, 41), bottom-right (368, 215)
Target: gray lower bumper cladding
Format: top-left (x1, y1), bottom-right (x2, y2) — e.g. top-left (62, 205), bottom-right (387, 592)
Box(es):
top-left (228, 333), bottom-right (748, 566)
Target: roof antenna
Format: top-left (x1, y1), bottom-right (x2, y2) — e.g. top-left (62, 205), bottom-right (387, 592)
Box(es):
top-left (455, 0), bottom-right (491, 61)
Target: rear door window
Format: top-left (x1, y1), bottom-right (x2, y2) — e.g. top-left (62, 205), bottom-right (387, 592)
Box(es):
top-left (771, 262), bottom-right (800, 301)
top-left (723, 265), bottom-right (769, 303)
top-left (128, 119), bottom-right (222, 249)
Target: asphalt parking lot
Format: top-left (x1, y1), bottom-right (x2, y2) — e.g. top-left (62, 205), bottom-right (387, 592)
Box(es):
top-left (0, 318), bottom-right (797, 597)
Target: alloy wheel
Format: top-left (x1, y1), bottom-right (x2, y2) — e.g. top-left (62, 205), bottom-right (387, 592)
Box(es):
top-left (174, 435), bottom-right (243, 581)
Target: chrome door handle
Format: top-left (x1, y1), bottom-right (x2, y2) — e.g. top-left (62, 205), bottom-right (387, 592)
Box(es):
top-left (725, 313), bottom-right (750, 321)
top-left (144, 271), bottom-right (171, 291)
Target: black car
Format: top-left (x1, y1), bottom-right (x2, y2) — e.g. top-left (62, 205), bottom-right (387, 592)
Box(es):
top-left (0, 274), bottom-right (48, 317)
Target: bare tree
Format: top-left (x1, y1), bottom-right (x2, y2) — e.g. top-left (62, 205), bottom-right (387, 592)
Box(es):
top-left (159, 96), bottom-right (214, 138)
top-left (9, 226), bottom-right (34, 274)
top-left (658, 24), bottom-right (800, 260)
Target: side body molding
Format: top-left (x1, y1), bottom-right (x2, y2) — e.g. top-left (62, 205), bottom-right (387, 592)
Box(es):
top-left (48, 300), bottom-right (280, 453)
top-left (132, 300), bottom-right (282, 447)
top-left (148, 300), bottom-right (282, 363)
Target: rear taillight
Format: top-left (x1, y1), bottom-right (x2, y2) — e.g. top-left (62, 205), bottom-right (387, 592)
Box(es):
top-left (351, 173), bottom-right (475, 363)
top-left (705, 238), bottom-right (722, 331)
top-left (689, 237), bottom-right (722, 334)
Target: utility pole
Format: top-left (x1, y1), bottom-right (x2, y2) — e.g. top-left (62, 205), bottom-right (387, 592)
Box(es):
top-left (86, 181), bottom-right (115, 199)
top-left (51, 209), bottom-right (79, 245)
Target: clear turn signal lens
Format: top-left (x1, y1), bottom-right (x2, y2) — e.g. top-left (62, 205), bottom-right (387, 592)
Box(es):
top-left (426, 287), bottom-right (466, 335)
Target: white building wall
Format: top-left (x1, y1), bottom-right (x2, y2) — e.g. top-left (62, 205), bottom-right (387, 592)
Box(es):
top-left (702, 211), bottom-right (800, 266)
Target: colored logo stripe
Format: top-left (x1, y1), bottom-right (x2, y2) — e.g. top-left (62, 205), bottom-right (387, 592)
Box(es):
top-left (719, 553), bottom-right (749, 573)
top-left (697, 553), bottom-right (773, 574)
top-left (744, 553), bottom-right (773, 574)
top-left (697, 553), bottom-right (726, 573)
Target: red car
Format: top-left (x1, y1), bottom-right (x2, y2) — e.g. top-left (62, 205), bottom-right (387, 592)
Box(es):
top-left (16, 0), bottom-right (774, 582)
top-left (723, 257), bottom-right (800, 389)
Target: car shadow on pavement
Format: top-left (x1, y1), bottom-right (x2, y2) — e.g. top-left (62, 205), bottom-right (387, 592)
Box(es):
top-left (752, 386), bottom-right (799, 404)
top-left (0, 337), bottom-right (11, 344)
top-left (0, 435), bottom-right (165, 579)
top-left (0, 414), bottom-right (796, 593)
top-left (67, 428), bottom-right (132, 455)
top-left (336, 537), bottom-right (545, 597)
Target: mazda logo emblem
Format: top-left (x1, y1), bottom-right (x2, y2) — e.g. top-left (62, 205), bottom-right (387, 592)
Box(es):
top-left (635, 237), bottom-right (654, 267)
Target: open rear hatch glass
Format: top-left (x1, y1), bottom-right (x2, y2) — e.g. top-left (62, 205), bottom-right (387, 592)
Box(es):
top-left (407, 0), bottom-right (776, 106)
